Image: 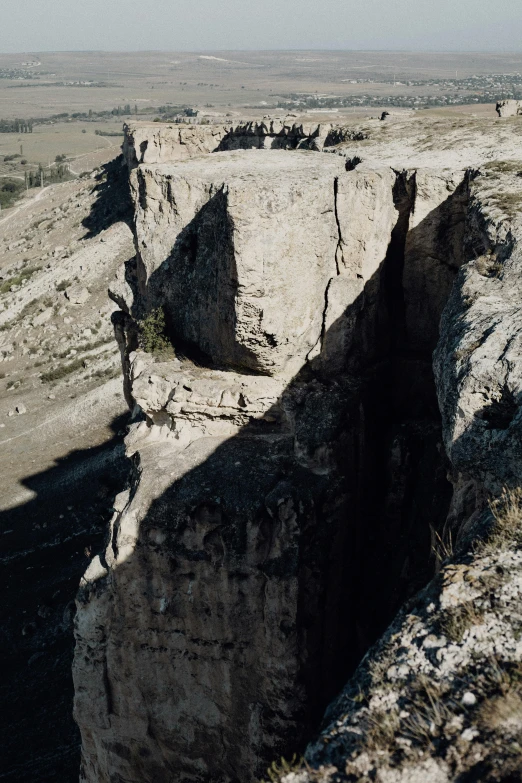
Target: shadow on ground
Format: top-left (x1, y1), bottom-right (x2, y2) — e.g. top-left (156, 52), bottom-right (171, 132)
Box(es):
top-left (0, 412), bottom-right (131, 783)
top-left (81, 156), bottom-right (133, 239)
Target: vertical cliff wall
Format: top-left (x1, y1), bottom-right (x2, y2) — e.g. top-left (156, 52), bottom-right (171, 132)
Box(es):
top-left (73, 137), bottom-right (476, 782)
top-left (290, 165), bottom-right (522, 783)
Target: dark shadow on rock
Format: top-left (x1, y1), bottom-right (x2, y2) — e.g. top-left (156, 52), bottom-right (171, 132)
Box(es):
top-left (81, 156), bottom-right (133, 239)
top-left (135, 186), bottom-right (265, 372)
top-left (0, 411), bottom-right (132, 782)
top-left (74, 172), bottom-right (480, 782)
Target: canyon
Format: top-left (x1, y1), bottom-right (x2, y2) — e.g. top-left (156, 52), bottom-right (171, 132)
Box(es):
top-left (69, 114), bottom-right (522, 783)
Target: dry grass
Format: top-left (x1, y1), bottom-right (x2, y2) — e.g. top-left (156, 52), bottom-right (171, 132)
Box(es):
top-left (483, 160), bottom-right (522, 174)
top-left (431, 525), bottom-right (454, 567)
top-left (401, 678), bottom-right (455, 750)
top-left (366, 709), bottom-right (401, 751)
top-left (475, 254), bottom-right (503, 278)
top-left (261, 755), bottom-right (305, 783)
top-left (440, 601), bottom-right (484, 642)
top-left (0, 265), bottom-right (42, 295)
top-left (481, 488), bottom-right (522, 554)
top-left (479, 691), bottom-right (522, 732)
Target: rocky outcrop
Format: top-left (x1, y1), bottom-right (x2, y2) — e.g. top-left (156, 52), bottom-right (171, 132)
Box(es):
top-left (496, 99), bottom-right (522, 117)
top-left (129, 152), bottom-right (396, 377)
top-left (278, 163), bottom-right (522, 783)
top-left (122, 121), bottom-right (367, 168)
top-left (74, 122), bottom-right (522, 783)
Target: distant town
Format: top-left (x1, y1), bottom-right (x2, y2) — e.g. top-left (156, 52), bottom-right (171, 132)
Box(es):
top-left (281, 73), bottom-right (522, 110)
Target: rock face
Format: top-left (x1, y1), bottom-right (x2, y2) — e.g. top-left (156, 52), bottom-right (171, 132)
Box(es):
top-left (280, 164), bottom-right (522, 782)
top-left (496, 99), bottom-right (522, 117)
top-left (130, 151), bottom-right (396, 377)
top-left (122, 121), bottom-right (366, 168)
top-left (74, 124), bottom-right (522, 783)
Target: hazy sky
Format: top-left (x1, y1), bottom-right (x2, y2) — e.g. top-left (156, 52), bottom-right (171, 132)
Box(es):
top-left (1, 0), bottom-right (522, 53)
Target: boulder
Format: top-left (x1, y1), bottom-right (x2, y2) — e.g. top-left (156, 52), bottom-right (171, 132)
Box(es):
top-left (65, 285), bottom-right (90, 305)
top-left (32, 307), bottom-right (54, 327)
top-left (496, 99), bottom-right (522, 117)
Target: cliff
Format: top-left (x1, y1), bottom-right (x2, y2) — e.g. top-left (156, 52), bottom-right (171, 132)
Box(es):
top-left (287, 164), bottom-right (522, 783)
top-left (73, 123), bottom-right (522, 782)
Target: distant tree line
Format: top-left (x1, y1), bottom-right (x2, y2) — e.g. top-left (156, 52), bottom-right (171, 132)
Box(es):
top-left (24, 164), bottom-right (71, 189)
top-left (94, 129), bottom-right (124, 137)
top-left (0, 104), bottom-right (197, 135)
top-left (0, 120), bottom-right (33, 133)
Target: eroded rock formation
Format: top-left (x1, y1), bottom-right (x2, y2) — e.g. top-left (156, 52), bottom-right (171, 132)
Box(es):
top-left (282, 161), bottom-right (522, 783)
top-left (122, 120), bottom-right (366, 168)
top-left (496, 99), bottom-right (522, 117)
top-left (73, 124), bottom-right (522, 783)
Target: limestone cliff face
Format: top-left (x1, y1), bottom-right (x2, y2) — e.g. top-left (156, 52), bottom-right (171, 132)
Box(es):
top-left (122, 121), bottom-right (366, 169)
top-left (280, 170), bottom-right (522, 782)
top-left (73, 125), bottom-right (506, 783)
top-left (130, 152), bottom-right (398, 378)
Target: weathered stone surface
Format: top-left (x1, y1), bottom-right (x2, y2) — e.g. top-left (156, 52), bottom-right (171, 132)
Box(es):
top-left (131, 151), bottom-right (397, 377)
top-left (496, 99), bottom-right (522, 117)
top-left (403, 170), bottom-right (470, 353)
top-left (74, 122), bottom-right (522, 783)
top-left (77, 145), bottom-right (402, 782)
top-left (278, 165), bottom-right (522, 783)
top-left (434, 166), bottom-right (522, 535)
top-left (122, 120), bottom-right (368, 169)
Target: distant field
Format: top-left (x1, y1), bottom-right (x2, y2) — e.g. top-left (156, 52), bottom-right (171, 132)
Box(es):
top-left (0, 49), bottom-right (518, 173)
top-left (1, 50), bottom-right (522, 118)
top-left (0, 121), bottom-right (123, 164)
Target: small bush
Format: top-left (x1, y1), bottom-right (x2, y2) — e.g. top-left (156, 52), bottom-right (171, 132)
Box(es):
top-left (40, 357), bottom-right (85, 383)
top-left (138, 307), bottom-right (172, 355)
top-left (56, 279), bottom-right (71, 292)
top-left (0, 266), bottom-right (41, 295)
top-left (0, 178), bottom-right (24, 209)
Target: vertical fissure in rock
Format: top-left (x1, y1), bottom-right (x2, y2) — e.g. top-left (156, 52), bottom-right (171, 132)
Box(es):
top-left (345, 168), bottom-right (468, 660)
top-left (333, 176), bottom-right (343, 275)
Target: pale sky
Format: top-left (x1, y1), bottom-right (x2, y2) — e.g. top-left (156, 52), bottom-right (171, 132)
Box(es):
top-left (1, 0), bottom-right (521, 53)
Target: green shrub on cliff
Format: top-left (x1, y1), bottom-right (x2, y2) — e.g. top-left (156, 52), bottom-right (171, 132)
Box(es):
top-left (138, 307), bottom-right (171, 355)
